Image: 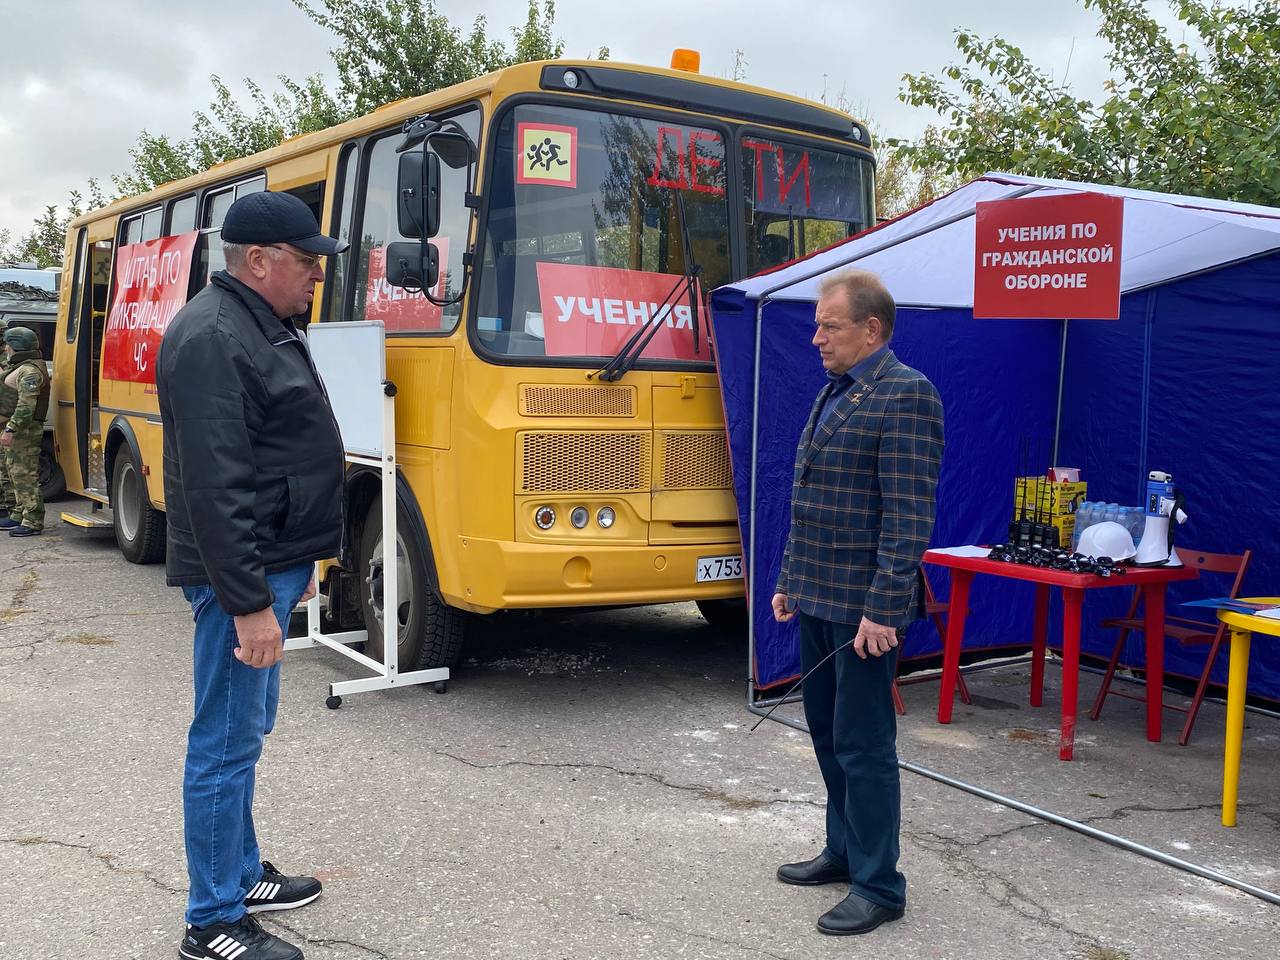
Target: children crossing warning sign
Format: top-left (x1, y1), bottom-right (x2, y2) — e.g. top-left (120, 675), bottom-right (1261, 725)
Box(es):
top-left (517, 122), bottom-right (578, 188)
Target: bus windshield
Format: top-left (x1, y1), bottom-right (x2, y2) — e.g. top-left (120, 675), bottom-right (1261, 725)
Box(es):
top-left (475, 103), bottom-right (729, 366)
top-left (741, 135), bottom-right (868, 275)
top-left (474, 102), bottom-right (871, 367)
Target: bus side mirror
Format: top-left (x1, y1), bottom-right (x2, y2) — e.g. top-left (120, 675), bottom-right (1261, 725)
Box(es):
top-left (397, 151), bottom-right (440, 239)
top-left (384, 241), bottom-right (438, 291)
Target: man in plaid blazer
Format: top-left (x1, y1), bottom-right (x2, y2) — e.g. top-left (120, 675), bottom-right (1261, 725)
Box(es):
top-left (772, 269), bottom-right (944, 936)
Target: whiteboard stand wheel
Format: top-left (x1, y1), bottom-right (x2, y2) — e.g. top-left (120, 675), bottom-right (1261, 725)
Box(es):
top-left (326, 695), bottom-right (342, 710)
top-left (434, 681), bottom-right (448, 695)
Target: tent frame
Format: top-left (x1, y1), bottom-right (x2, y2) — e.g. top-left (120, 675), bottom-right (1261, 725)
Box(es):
top-left (736, 181), bottom-right (1280, 909)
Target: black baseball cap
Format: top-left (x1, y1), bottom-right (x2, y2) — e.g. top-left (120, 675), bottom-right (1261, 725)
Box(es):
top-left (221, 191), bottom-right (349, 256)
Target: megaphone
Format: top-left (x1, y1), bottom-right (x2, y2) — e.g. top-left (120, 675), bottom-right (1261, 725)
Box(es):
top-left (1134, 470), bottom-right (1188, 567)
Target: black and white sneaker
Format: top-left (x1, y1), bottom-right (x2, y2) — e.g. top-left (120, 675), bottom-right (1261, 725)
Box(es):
top-left (179, 914), bottom-right (303, 960)
top-left (244, 860), bottom-right (323, 914)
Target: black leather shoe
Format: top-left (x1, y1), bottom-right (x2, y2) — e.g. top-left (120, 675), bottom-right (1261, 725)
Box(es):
top-left (0, 517), bottom-right (19, 529)
top-left (9, 525), bottom-right (41, 537)
top-left (776, 852), bottom-right (850, 886)
top-left (817, 892), bottom-right (905, 936)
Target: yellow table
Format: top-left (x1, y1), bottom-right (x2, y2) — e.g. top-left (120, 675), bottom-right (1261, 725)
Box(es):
top-left (1216, 597), bottom-right (1280, 827)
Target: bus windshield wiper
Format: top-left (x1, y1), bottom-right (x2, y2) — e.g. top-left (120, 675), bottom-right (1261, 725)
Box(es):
top-left (676, 190), bottom-right (702, 356)
top-left (593, 269), bottom-right (698, 382)
top-left (594, 191), bottom-right (703, 382)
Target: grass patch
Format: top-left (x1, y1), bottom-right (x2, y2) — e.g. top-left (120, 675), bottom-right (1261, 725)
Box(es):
top-left (1083, 948), bottom-right (1131, 960)
top-left (12, 570), bottom-right (38, 606)
top-left (699, 788), bottom-right (767, 811)
top-left (1007, 727), bottom-right (1047, 742)
top-left (58, 633), bottom-right (114, 646)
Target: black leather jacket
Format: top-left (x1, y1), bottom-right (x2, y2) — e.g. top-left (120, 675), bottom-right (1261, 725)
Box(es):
top-left (157, 271), bottom-right (344, 615)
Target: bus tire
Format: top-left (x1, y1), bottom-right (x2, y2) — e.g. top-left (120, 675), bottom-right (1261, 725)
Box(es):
top-left (357, 493), bottom-right (465, 671)
top-left (39, 434), bottom-right (66, 501)
top-left (112, 445), bottom-right (166, 564)
top-left (696, 597), bottom-right (748, 634)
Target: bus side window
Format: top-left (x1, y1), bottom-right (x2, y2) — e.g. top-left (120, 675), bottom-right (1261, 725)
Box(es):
top-left (65, 229), bottom-right (87, 343)
top-left (88, 239), bottom-right (114, 405)
top-left (286, 181), bottom-right (324, 223)
top-left (280, 181), bottom-right (325, 325)
top-left (351, 106), bottom-right (480, 334)
top-left (167, 195), bottom-right (197, 236)
top-left (121, 208), bottom-right (162, 246)
top-left (194, 175), bottom-right (267, 286)
top-left (323, 143), bottom-right (359, 323)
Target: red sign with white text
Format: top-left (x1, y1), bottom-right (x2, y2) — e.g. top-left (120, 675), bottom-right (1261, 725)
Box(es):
top-left (364, 239), bottom-right (450, 331)
top-left (973, 193), bottom-right (1123, 319)
top-left (103, 231), bottom-right (199, 383)
top-left (536, 263), bottom-right (708, 361)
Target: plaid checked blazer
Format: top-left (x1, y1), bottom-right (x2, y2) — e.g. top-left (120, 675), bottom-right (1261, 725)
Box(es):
top-left (774, 349), bottom-right (944, 627)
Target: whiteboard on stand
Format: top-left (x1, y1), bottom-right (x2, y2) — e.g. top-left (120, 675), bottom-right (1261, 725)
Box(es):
top-left (306, 321), bottom-right (386, 458)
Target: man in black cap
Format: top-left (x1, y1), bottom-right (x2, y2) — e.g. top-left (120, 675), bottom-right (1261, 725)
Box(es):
top-left (158, 191), bottom-right (348, 960)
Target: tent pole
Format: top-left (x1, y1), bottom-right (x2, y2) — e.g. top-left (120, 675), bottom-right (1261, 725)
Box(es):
top-left (753, 186), bottom-right (1043, 301)
top-left (1052, 319), bottom-right (1068, 465)
top-left (747, 181), bottom-right (1044, 701)
top-left (1138, 290), bottom-right (1157, 500)
top-left (747, 708), bottom-right (1280, 907)
top-left (899, 760), bottom-right (1280, 908)
top-left (745, 297), bottom-right (769, 709)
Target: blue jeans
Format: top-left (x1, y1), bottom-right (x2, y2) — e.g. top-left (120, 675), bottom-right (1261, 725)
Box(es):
top-left (181, 562), bottom-right (312, 927)
top-left (798, 611), bottom-right (906, 910)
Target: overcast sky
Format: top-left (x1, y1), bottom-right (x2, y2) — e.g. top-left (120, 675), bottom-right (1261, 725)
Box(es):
top-left (1, 0), bottom-right (1184, 242)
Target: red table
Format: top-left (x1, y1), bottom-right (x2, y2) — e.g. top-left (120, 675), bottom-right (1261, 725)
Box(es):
top-left (923, 550), bottom-right (1198, 760)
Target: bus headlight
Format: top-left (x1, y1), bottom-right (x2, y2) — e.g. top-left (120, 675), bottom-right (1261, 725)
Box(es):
top-left (534, 506), bottom-right (556, 529)
top-left (597, 506), bottom-right (616, 529)
top-left (570, 506), bottom-right (589, 529)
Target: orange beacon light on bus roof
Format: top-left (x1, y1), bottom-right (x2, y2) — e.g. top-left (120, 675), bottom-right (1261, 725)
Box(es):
top-left (670, 49), bottom-right (701, 73)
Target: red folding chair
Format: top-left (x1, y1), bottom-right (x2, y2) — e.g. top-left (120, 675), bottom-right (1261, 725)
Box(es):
top-left (1089, 547), bottom-right (1251, 745)
top-left (893, 574), bottom-right (972, 715)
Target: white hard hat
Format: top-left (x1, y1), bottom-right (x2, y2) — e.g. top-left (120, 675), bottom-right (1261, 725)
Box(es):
top-left (1077, 521), bottom-right (1136, 561)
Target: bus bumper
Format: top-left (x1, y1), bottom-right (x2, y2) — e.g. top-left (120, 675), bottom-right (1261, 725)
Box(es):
top-left (446, 538), bottom-right (747, 613)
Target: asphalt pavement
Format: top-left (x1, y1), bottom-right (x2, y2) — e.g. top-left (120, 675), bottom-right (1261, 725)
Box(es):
top-left (2, 508), bottom-right (1277, 959)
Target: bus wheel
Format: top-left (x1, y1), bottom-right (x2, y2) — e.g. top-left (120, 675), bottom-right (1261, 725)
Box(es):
top-left (357, 493), bottom-right (465, 671)
top-left (112, 446), bottom-right (166, 564)
top-left (38, 434), bottom-right (66, 501)
top-left (696, 597), bottom-right (748, 634)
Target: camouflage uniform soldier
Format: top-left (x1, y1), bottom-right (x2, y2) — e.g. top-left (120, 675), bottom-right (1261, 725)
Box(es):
top-left (0, 344), bottom-right (16, 523)
top-left (0, 326), bottom-right (50, 537)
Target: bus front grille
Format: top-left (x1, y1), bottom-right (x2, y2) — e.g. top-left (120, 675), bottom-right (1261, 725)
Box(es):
top-left (519, 431), bottom-right (651, 493)
top-left (657, 431), bottom-right (733, 490)
top-left (520, 384), bottom-right (636, 418)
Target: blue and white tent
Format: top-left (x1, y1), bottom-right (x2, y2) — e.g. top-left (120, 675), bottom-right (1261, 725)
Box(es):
top-left (710, 173), bottom-right (1280, 701)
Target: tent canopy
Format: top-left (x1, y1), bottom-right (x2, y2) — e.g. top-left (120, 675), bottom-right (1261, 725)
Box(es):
top-left (711, 172), bottom-right (1280, 699)
top-left (731, 172), bottom-right (1280, 308)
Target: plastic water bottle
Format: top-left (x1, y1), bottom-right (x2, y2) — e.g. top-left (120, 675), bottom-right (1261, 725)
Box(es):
top-left (1072, 502), bottom-right (1094, 550)
top-left (1125, 506), bottom-right (1145, 543)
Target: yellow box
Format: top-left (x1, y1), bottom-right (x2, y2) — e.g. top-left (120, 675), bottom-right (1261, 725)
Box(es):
top-left (1014, 478), bottom-right (1087, 518)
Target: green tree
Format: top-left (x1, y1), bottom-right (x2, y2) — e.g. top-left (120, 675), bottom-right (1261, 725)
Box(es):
top-left (895, 0), bottom-right (1280, 205)
top-left (870, 122), bottom-right (959, 222)
top-left (104, 0), bottom-right (590, 200)
top-left (112, 73), bottom-right (348, 197)
top-left (292, 0), bottom-right (570, 115)
top-left (13, 206), bottom-right (69, 268)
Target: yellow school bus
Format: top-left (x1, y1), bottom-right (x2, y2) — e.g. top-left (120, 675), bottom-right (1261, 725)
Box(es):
top-left (53, 54), bottom-right (875, 669)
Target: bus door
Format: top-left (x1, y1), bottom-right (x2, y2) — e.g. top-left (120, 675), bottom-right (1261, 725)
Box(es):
top-left (72, 223), bottom-right (118, 499)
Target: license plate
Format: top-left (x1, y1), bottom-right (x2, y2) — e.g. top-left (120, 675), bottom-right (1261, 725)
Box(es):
top-left (696, 554), bottom-right (743, 583)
